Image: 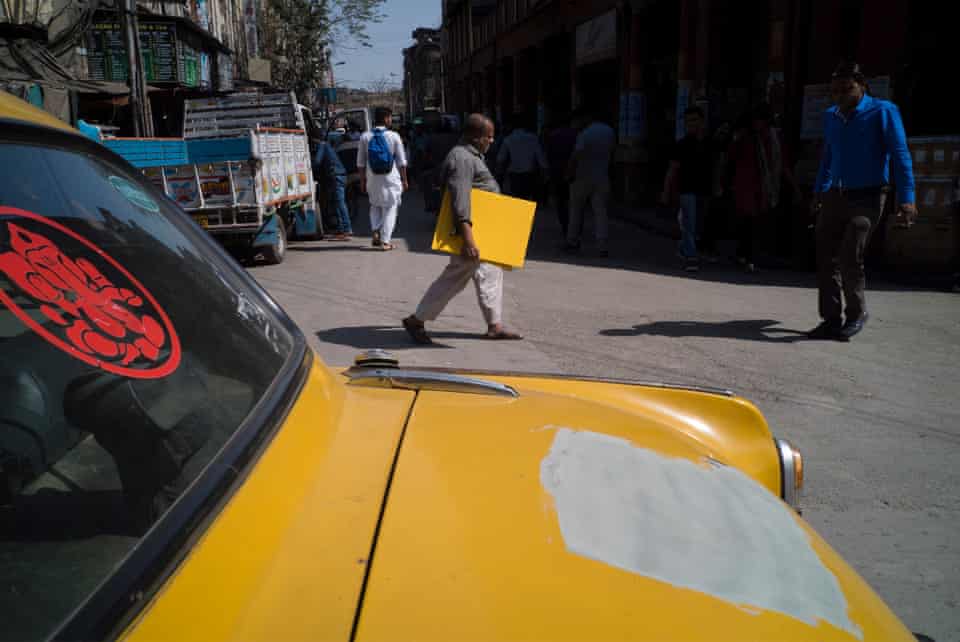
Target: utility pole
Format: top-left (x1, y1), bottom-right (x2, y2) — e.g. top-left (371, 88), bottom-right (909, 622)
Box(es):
top-left (439, 52), bottom-right (446, 113)
top-left (120, 0), bottom-right (153, 136)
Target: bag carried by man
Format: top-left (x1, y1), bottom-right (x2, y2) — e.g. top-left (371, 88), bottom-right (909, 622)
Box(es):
top-left (367, 129), bottom-right (395, 175)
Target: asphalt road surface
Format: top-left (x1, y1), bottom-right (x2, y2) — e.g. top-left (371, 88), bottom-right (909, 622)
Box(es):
top-left (251, 188), bottom-right (960, 641)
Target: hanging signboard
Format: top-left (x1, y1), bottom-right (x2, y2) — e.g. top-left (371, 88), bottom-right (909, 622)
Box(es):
top-left (87, 18), bottom-right (221, 88)
top-left (86, 22), bottom-right (128, 82)
top-left (217, 52), bottom-right (234, 92)
top-left (178, 39), bottom-right (200, 88)
top-left (139, 22), bottom-right (177, 83)
top-left (575, 10), bottom-right (617, 67)
top-left (200, 52), bottom-right (212, 89)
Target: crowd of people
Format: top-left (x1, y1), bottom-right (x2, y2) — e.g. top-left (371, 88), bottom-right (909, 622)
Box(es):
top-left (313, 62), bottom-right (942, 345)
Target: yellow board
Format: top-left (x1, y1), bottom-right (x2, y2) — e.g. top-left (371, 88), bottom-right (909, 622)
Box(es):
top-left (432, 188), bottom-right (536, 268)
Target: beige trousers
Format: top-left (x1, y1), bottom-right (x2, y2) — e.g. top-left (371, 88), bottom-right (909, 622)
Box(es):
top-left (415, 255), bottom-right (504, 326)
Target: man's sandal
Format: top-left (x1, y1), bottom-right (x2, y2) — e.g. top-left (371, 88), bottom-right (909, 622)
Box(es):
top-left (402, 316), bottom-right (433, 345)
top-left (484, 328), bottom-right (523, 340)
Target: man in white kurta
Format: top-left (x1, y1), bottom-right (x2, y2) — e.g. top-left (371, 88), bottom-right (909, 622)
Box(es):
top-left (357, 107), bottom-right (408, 250)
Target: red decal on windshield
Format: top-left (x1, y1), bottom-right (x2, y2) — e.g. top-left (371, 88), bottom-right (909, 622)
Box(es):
top-left (0, 207), bottom-right (181, 379)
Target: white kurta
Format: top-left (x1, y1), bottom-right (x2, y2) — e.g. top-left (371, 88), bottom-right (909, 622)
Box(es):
top-left (357, 128), bottom-right (407, 208)
top-left (357, 127), bottom-right (407, 244)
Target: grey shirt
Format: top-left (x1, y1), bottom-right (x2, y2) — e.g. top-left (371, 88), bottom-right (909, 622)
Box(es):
top-left (443, 142), bottom-right (500, 225)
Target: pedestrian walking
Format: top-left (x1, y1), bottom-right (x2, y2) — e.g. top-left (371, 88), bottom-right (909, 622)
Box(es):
top-left (809, 63), bottom-right (916, 340)
top-left (544, 113), bottom-right (579, 236)
top-left (312, 138), bottom-right (352, 240)
top-left (358, 107), bottom-right (408, 251)
top-left (402, 114), bottom-right (523, 344)
top-left (661, 106), bottom-right (715, 273)
top-left (565, 109), bottom-right (616, 257)
top-left (728, 104), bottom-right (794, 273)
top-left (496, 115), bottom-right (547, 201)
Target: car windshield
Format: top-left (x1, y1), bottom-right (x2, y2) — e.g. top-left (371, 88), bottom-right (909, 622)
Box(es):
top-left (0, 124), bottom-right (299, 641)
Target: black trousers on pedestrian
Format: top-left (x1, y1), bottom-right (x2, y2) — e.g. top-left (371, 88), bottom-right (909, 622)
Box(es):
top-left (816, 187), bottom-right (888, 322)
top-left (420, 166), bottom-right (443, 213)
top-left (507, 171), bottom-right (539, 201)
top-left (551, 172), bottom-right (570, 236)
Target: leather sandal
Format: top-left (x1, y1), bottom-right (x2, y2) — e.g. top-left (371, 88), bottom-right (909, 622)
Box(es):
top-left (484, 328), bottom-right (523, 340)
top-left (402, 316), bottom-right (433, 345)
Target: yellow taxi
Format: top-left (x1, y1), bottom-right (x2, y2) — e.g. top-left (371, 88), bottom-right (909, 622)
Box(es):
top-left (0, 92), bottom-right (919, 641)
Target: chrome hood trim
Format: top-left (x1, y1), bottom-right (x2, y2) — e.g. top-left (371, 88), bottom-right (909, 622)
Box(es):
top-left (346, 368), bottom-right (519, 398)
top-left (347, 365), bottom-right (735, 398)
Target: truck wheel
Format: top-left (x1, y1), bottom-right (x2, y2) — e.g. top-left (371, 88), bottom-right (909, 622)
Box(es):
top-left (262, 219), bottom-right (287, 265)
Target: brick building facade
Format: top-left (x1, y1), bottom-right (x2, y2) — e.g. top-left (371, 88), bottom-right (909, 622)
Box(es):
top-left (442, 0), bottom-right (957, 269)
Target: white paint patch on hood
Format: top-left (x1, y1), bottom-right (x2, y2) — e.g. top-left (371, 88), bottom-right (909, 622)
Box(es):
top-left (540, 428), bottom-right (861, 639)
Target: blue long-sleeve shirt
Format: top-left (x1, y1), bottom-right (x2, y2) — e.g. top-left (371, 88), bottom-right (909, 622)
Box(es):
top-left (312, 141), bottom-right (346, 183)
top-left (814, 94), bottom-right (915, 205)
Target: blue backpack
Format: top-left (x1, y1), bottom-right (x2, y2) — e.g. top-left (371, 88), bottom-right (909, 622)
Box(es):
top-left (367, 129), bottom-right (395, 175)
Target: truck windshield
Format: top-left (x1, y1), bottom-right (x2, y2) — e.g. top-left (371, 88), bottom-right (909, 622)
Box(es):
top-left (0, 126), bottom-right (300, 641)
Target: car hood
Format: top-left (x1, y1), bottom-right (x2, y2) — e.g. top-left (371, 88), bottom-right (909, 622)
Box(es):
top-left (353, 382), bottom-right (914, 642)
top-left (125, 364), bottom-right (913, 641)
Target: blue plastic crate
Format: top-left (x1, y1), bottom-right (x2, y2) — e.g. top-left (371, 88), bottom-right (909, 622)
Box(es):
top-left (103, 139), bottom-right (189, 168)
top-left (186, 137), bottom-right (252, 164)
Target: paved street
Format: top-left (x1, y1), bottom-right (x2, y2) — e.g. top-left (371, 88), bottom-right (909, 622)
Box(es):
top-left (252, 189), bottom-right (960, 641)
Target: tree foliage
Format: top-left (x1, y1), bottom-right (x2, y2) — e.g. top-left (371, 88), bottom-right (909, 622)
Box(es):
top-left (261, 0), bottom-right (384, 99)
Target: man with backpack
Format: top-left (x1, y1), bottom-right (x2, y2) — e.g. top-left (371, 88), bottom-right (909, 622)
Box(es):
top-left (358, 107), bottom-right (408, 250)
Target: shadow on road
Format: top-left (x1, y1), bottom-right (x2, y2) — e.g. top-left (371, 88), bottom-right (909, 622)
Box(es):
top-left (316, 325), bottom-right (500, 350)
top-left (600, 319), bottom-right (812, 343)
top-left (370, 186), bottom-right (952, 293)
top-left (288, 243), bottom-right (381, 254)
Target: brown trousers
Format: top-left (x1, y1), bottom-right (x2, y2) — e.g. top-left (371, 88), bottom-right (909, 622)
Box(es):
top-left (816, 187), bottom-right (888, 322)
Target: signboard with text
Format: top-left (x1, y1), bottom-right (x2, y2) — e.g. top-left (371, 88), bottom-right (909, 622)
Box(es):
top-left (139, 22), bottom-right (177, 83)
top-left (86, 22), bottom-right (128, 82)
top-left (217, 53), bottom-right (234, 92)
top-left (575, 9), bottom-right (617, 67)
top-left (86, 18), bottom-right (219, 88)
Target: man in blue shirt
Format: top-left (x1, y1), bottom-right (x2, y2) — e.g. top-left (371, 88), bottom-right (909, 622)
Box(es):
top-left (312, 139), bottom-right (352, 240)
top-left (810, 63), bottom-right (917, 340)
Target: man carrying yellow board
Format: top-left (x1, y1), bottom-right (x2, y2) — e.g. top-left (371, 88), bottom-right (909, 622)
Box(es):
top-left (403, 114), bottom-right (524, 344)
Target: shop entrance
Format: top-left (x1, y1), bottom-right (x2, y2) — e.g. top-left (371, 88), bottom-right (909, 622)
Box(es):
top-left (576, 58), bottom-right (619, 124)
top-left (899, 2), bottom-right (960, 136)
top-left (542, 33), bottom-right (573, 126)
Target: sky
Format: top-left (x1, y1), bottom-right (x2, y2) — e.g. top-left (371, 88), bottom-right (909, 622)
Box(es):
top-left (330, 0), bottom-right (441, 90)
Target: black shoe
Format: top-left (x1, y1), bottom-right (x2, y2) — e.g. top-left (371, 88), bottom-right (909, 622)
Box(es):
top-left (808, 319), bottom-right (842, 340)
top-left (684, 258), bottom-right (700, 273)
top-left (562, 242), bottom-right (580, 255)
top-left (838, 313), bottom-right (868, 340)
